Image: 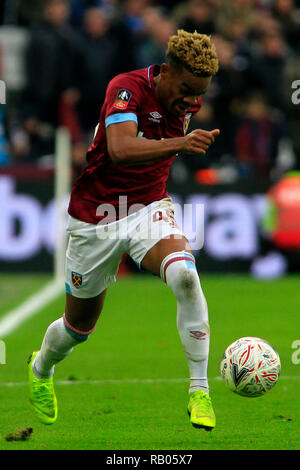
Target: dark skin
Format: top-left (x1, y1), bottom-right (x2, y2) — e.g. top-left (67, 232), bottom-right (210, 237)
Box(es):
top-left (65, 62), bottom-right (220, 332)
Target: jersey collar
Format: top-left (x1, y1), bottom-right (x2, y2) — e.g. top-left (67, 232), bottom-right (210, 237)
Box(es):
top-left (147, 64), bottom-right (160, 89)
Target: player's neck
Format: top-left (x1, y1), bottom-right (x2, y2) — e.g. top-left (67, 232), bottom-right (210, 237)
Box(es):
top-left (153, 73), bottom-right (160, 89)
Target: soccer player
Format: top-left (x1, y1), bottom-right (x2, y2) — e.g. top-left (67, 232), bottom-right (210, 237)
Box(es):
top-left (28, 30), bottom-right (220, 430)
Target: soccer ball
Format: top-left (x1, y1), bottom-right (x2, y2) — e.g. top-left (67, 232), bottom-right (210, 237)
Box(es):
top-left (220, 337), bottom-right (281, 397)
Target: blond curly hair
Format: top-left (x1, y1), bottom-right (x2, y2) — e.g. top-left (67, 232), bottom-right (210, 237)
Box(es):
top-left (166, 29), bottom-right (219, 77)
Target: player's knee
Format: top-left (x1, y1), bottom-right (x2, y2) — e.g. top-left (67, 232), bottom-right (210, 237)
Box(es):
top-left (64, 292), bottom-right (105, 341)
top-left (176, 267), bottom-right (199, 300)
top-left (63, 314), bottom-right (95, 343)
top-left (161, 252), bottom-right (200, 301)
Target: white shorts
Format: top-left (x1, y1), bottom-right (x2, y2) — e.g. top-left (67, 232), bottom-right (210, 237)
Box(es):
top-left (65, 198), bottom-right (185, 298)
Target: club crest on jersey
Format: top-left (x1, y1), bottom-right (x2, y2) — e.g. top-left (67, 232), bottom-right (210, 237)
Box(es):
top-left (113, 89), bottom-right (132, 110)
top-left (183, 113), bottom-right (192, 135)
top-left (71, 271), bottom-right (83, 288)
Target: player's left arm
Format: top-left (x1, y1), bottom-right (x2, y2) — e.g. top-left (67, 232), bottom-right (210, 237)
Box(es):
top-left (106, 120), bottom-right (219, 166)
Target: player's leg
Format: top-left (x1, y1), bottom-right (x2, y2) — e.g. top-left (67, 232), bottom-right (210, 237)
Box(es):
top-left (141, 235), bottom-right (210, 395)
top-left (32, 291), bottom-right (106, 380)
top-left (28, 215), bottom-right (123, 424)
top-left (141, 235), bottom-right (215, 430)
top-left (31, 214), bottom-right (123, 380)
top-left (28, 291), bottom-right (106, 425)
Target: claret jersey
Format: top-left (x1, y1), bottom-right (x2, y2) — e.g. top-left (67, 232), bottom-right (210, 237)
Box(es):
top-left (68, 65), bottom-right (202, 224)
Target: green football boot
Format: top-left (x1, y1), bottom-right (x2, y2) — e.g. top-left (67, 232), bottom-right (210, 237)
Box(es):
top-left (187, 390), bottom-right (216, 431)
top-left (28, 351), bottom-right (57, 425)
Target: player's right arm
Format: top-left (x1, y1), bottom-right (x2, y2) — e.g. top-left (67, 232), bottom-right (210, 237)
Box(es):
top-left (106, 121), bottom-right (220, 166)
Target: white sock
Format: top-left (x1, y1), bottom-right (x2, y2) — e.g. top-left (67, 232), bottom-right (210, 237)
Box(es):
top-left (33, 316), bottom-right (89, 379)
top-left (161, 252), bottom-right (210, 395)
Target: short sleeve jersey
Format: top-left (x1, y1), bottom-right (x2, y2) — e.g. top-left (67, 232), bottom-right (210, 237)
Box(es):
top-left (68, 65), bottom-right (202, 224)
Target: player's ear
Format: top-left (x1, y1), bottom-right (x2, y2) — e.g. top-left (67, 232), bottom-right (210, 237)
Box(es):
top-left (160, 63), bottom-right (170, 79)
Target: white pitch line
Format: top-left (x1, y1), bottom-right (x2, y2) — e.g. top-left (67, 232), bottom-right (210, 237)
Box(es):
top-left (0, 279), bottom-right (63, 339)
top-left (0, 376), bottom-right (299, 387)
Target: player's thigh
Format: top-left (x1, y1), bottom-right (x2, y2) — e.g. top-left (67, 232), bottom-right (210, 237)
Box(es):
top-left (141, 234), bottom-right (192, 277)
top-left (65, 289), bottom-right (107, 332)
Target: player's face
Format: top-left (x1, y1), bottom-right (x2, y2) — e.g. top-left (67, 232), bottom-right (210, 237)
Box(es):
top-left (157, 64), bottom-right (212, 116)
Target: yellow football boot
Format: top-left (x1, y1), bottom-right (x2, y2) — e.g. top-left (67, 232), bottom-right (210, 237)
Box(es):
top-left (187, 390), bottom-right (216, 431)
top-left (28, 351), bottom-right (57, 425)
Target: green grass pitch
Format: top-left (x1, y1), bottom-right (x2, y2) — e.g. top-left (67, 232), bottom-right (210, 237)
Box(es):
top-left (0, 273), bottom-right (299, 450)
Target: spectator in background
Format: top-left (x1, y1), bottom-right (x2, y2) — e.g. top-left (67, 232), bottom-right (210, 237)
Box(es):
top-left (76, 5), bottom-right (137, 135)
top-left (223, 18), bottom-right (252, 58)
top-left (17, 0), bottom-right (45, 26)
top-left (250, 7), bottom-right (282, 39)
top-left (273, 0), bottom-right (300, 50)
top-left (135, 8), bottom-right (176, 67)
top-left (234, 91), bottom-right (286, 178)
top-left (71, 5), bottom-right (136, 170)
top-left (215, 0), bottom-right (256, 38)
top-left (24, 0), bottom-right (81, 128)
top-left (70, 0), bottom-right (119, 29)
top-left (76, 7), bottom-right (123, 135)
top-left (21, 0), bottom-right (82, 162)
top-left (207, 36), bottom-right (250, 159)
top-left (122, 0), bottom-right (150, 34)
top-left (177, 0), bottom-right (216, 36)
top-left (1, 0), bottom-right (299, 177)
top-left (250, 31), bottom-right (289, 109)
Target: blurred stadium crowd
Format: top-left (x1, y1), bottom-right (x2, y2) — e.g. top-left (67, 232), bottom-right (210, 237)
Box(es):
top-left (0, 0), bottom-right (300, 182)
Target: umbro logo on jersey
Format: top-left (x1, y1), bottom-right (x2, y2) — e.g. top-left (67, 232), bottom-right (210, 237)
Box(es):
top-left (150, 111), bottom-right (162, 119)
top-left (149, 111), bottom-right (162, 123)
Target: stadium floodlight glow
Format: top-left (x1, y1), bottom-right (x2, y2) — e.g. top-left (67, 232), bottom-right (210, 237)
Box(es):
top-left (0, 80), bottom-right (6, 105)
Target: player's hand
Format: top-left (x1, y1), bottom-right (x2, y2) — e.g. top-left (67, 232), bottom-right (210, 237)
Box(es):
top-left (182, 129), bottom-right (220, 155)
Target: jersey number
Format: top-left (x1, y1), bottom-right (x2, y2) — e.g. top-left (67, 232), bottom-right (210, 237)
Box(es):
top-left (153, 210), bottom-right (175, 225)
